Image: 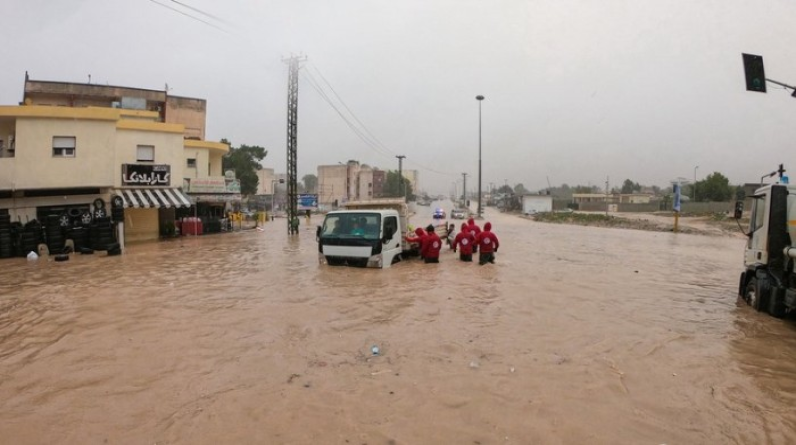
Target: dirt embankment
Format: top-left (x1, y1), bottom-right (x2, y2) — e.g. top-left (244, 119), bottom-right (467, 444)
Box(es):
top-left (528, 211), bottom-right (748, 238)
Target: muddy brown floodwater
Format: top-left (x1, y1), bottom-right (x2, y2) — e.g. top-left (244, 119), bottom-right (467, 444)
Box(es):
top-left (1, 204), bottom-right (796, 445)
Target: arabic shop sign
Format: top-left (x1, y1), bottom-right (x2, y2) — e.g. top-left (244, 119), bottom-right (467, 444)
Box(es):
top-left (189, 177), bottom-right (227, 193)
top-left (187, 177), bottom-right (242, 193)
top-left (122, 164), bottom-right (171, 186)
top-left (297, 193), bottom-right (318, 210)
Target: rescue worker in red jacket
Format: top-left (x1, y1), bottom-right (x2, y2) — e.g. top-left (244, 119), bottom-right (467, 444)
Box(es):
top-left (422, 224), bottom-right (442, 263)
top-left (467, 218), bottom-right (481, 253)
top-left (475, 221), bottom-right (499, 265)
top-left (452, 222), bottom-right (475, 262)
top-left (405, 227), bottom-right (427, 259)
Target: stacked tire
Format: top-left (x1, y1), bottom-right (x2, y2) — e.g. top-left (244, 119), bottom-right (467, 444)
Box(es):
top-left (19, 220), bottom-right (42, 256)
top-left (0, 214), bottom-right (11, 259)
top-left (67, 226), bottom-right (89, 251)
top-left (90, 217), bottom-right (115, 251)
top-left (111, 194), bottom-right (125, 224)
top-left (10, 222), bottom-right (23, 257)
top-left (45, 214), bottom-right (65, 254)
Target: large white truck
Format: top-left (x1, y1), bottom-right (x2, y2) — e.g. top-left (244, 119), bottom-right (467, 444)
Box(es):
top-left (316, 199), bottom-right (415, 268)
top-left (736, 170), bottom-right (796, 318)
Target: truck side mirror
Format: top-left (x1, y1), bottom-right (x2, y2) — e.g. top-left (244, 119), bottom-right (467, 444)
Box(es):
top-left (733, 201), bottom-right (744, 219)
top-left (316, 226), bottom-right (321, 241)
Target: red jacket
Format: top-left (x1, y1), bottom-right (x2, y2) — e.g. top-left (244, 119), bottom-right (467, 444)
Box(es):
top-left (422, 230), bottom-right (442, 259)
top-left (475, 222), bottom-right (499, 254)
top-left (467, 217), bottom-right (481, 240)
top-left (405, 227), bottom-right (427, 256)
top-left (453, 223), bottom-right (475, 255)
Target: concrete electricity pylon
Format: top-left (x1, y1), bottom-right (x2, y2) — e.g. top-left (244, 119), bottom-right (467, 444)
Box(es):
top-left (396, 155), bottom-right (406, 199)
top-left (283, 54), bottom-right (307, 234)
top-left (462, 172), bottom-right (468, 204)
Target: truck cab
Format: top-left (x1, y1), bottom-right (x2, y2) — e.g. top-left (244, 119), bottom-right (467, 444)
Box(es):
top-left (738, 182), bottom-right (796, 317)
top-left (317, 199), bottom-right (409, 268)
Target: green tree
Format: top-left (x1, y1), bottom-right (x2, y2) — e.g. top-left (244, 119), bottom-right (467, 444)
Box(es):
top-left (496, 185), bottom-right (513, 195)
top-left (221, 139), bottom-right (268, 196)
top-left (514, 183), bottom-right (529, 195)
top-left (382, 170), bottom-right (415, 200)
top-left (302, 174), bottom-right (318, 193)
top-left (573, 185), bottom-right (600, 194)
top-left (620, 179), bottom-right (641, 194)
top-left (695, 172), bottom-right (733, 202)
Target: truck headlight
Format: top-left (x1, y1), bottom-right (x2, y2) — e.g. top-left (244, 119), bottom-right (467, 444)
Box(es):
top-left (367, 254), bottom-right (383, 268)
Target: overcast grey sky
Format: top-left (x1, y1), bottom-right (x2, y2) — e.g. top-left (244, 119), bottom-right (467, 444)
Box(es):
top-left (2, 0), bottom-right (794, 193)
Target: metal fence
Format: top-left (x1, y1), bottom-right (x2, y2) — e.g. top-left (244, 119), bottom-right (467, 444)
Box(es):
top-left (574, 201), bottom-right (733, 213)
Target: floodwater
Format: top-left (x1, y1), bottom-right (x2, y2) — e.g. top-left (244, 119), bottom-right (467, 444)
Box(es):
top-left (1, 204), bottom-right (795, 445)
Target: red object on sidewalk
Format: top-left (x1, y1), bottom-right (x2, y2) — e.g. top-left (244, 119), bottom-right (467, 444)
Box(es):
top-left (182, 217), bottom-right (203, 236)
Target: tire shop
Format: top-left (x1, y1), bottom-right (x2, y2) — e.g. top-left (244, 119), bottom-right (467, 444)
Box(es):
top-left (0, 188), bottom-right (121, 258)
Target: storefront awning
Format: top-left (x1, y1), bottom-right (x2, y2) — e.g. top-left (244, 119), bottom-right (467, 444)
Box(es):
top-left (114, 188), bottom-right (192, 209)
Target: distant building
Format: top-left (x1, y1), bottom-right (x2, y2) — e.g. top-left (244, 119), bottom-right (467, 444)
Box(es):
top-left (618, 194), bottom-right (653, 204)
top-left (317, 164), bottom-right (349, 209)
top-left (316, 161), bottom-right (390, 209)
top-left (572, 193), bottom-right (651, 205)
top-left (255, 169), bottom-right (277, 195)
top-left (522, 195), bottom-right (553, 214)
top-left (403, 169), bottom-right (419, 193)
top-left (572, 193), bottom-right (616, 204)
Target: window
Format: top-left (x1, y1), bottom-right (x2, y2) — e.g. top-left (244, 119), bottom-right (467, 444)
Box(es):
top-left (384, 216), bottom-right (397, 238)
top-left (751, 197), bottom-right (766, 233)
top-left (53, 136), bottom-right (76, 157)
top-left (187, 158), bottom-right (197, 168)
top-left (137, 145), bottom-right (154, 162)
top-left (321, 213), bottom-right (381, 240)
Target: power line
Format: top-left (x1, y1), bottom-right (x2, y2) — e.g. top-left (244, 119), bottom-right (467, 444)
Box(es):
top-left (309, 63), bottom-right (390, 155)
top-left (301, 70), bottom-right (394, 160)
top-left (170, 0), bottom-right (229, 24)
top-left (304, 63), bottom-right (457, 178)
top-left (148, 0), bottom-right (228, 33)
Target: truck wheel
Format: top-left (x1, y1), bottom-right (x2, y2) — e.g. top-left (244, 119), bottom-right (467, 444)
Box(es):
top-left (768, 289), bottom-right (786, 318)
top-left (746, 276), bottom-right (771, 312)
top-left (744, 278), bottom-right (759, 309)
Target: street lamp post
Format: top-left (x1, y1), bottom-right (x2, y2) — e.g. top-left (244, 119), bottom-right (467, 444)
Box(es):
top-left (271, 178), bottom-right (284, 221)
top-left (271, 179), bottom-right (278, 221)
top-left (476, 95), bottom-right (484, 218)
top-left (693, 166), bottom-right (699, 201)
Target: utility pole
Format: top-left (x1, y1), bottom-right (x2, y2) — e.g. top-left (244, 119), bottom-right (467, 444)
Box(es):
top-left (476, 95), bottom-right (484, 218)
top-left (462, 172), bottom-right (468, 206)
top-left (396, 155), bottom-right (406, 200)
top-left (605, 176), bottom-right (610, 216)
top-left (283, 54), bottom-right (306, 235)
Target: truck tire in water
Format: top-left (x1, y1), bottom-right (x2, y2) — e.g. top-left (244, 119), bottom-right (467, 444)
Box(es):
top-left (743, 277), bottom-right (759, 310)
top-left (768, 288), bottom-right (787, 318)
top-left (745, 276), bottom-right (770, 312)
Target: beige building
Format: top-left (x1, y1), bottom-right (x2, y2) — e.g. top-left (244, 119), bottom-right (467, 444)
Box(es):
top-left (572, 193), bottom-right (616, 204)
top-left (316, 161), bottom-right (392, 209)
top-left (1, 76), bottom-right (229, 248)
top-left (255, 168), bottom-right (277, 195)
top-left (24, 76), bottom-right (207, 140)
top-left (0, 106), bottom-right (194, 244)
top-left (403, 169), bottom-right (419, 193)
top-left (317, 164), bottom-right (349, 209)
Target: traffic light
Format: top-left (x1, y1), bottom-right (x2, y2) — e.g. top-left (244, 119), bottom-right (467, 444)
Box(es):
top-left (742, 53), bottom-right (766, 93)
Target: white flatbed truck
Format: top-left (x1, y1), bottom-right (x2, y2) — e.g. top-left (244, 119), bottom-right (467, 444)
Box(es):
top-left (316, 199), bottom-right (415, 268)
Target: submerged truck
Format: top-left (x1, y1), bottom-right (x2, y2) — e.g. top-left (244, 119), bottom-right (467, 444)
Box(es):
top-left (316, 199), bottom-right (414, 268)
top-left (736, 168), bottom-right (796, 318)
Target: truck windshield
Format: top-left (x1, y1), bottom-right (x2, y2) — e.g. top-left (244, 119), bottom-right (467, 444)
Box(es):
top-left (321, 213), bottom-right (381, 240)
